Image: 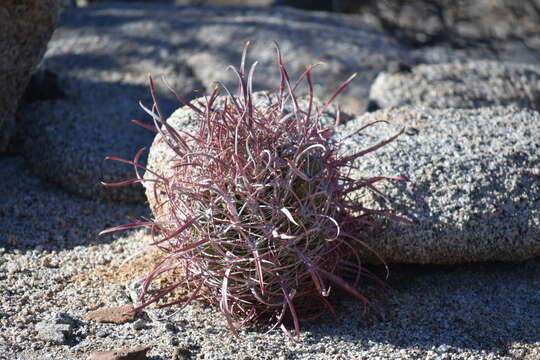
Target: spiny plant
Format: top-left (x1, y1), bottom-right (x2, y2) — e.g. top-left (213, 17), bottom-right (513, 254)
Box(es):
top-left (101, 42), bottom-right (409, 341)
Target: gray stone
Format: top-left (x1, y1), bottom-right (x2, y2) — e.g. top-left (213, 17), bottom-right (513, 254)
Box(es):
top-left (369, 61), bottom-right (540, 111)
top-left (35, 312), bottom-right (74, 344)
top-left (410, 46), bottom-right (501, 66)
top-left (339, 106), bottom-right (540, 264)
top-left (19, 7), bottom-right (204, 203)
top-left (0, 0), bottom-right (60, 152)
top-left (132, 319), bottom-right (146, 331)
top-left (168, 5), bottom-right (408, 115)
top-left (330, 0), bottom-right (540, 64)
top-left (20, 3), bottom-right (407, 203)
top-left (59, 2), bottom-right (408, 115)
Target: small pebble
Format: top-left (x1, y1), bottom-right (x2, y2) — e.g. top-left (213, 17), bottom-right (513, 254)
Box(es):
top-left (132, 319), bottom-right (146, 331)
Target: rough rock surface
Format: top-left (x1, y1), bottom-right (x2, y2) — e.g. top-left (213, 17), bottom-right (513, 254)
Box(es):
top-left (19, 8), bottom-right (204, 203)
top-left (332, 0), bottom-right (540, 65)
top-left (19, 3), bottom-right (407, 203)
top-left (0, 0), bottom-right (60, 152)
top-left (35, 312), bottom-right (75, 344)
top-left (340, 106), bottom-right (540, 264)
top-left (369, 61), bottom-right (540, 110)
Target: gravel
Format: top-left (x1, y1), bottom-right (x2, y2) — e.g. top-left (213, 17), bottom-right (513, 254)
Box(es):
top-left (1, 155), bottom-right (539, 359)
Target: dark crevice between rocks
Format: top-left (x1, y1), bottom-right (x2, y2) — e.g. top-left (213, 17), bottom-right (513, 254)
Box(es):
top-left (22, 68), bottom-right (66, 104)
top-left (365, 99), bottom-right (381, 113)
top-left (4, 68), bottom-right (67, 156)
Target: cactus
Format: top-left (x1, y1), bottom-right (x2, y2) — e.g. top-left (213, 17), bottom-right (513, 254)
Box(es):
top-left (101, 42), bottom-right (408, 340)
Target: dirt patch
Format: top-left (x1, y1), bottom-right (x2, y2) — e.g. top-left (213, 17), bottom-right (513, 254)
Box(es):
top-left (71, 244), bottom-right (191, 311)
top-left (72, 248), bottom-right (165, 289)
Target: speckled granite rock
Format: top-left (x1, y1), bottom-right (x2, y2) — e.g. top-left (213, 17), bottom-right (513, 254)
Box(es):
top-left (19, 71), bottom-right (200, 203)
top-left (19, 6), bottom-right (204, 203)
top-left (340, 106), bottom-right (540, 264)
top-left (64, 1), bottom-right (408, 113)
top-left (369, 61), bottom-right (540, 110)
top-left (0, 0), bottom-right (60, 152)
top-left (20, 3), bottom-right (407, 203)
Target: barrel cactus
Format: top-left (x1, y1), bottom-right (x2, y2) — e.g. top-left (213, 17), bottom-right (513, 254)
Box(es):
top-left (102, 42), bottom-right (408, 340)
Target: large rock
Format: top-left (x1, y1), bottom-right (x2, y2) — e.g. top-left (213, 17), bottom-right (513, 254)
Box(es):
top-left (20, 3), bottom-right (409, 203)
top-left (326, 0), bottom-right (540, 64)
top-left (19, 7), bottom-right (204, 203)
top-left (339, 106), bottom-right (540, 264)
top-left (171, 5), bottom-right (408, 115)
top-left (20, 69), bottom-right (200, 203)
top-left (369, 61), bottom-right (540, 110)
top-left (57, 3), bottom-right (408, 114)
top-left (0, 0), bottom-right (60, 152)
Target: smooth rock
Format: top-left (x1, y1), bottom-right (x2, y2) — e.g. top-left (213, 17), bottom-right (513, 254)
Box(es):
top-left (86, 346), bottom-right (149, 360)
top-left (35, 312), bottom-right (75, 344)
top-left (84, 304), bottom-right (136, 324)
top-left (172, 6), bottom-right (407, 115)
top-left (369, 61), bottom-right (540, 110)
top-left (58, 3), bottom-right (407, 113)
top-left (339, 106), bottom-right (540, 264)
top-left (0, 0), bottom-right (60, 152)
